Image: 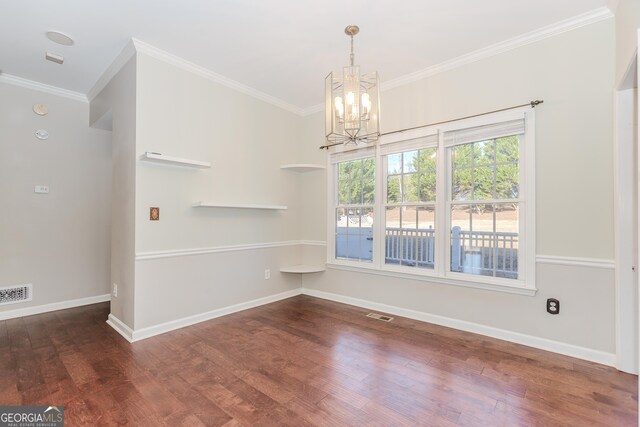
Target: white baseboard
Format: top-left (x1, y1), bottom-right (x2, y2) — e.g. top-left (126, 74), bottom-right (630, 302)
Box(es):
top-left (106, 288), bottom-right (303, 342)
top-left (106, 313), bottom-right (135, 342)
top-left (0, 293), bottom-right (111, 321)
top-left (301, 288), bottom-right (616, 367)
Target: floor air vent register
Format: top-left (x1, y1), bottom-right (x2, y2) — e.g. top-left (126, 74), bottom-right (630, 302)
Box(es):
top-left (0, 284), bottom-right (32, 305)
top-left (366, 312), bottom-right (394, 322)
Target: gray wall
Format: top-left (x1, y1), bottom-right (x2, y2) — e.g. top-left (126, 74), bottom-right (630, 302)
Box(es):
top-left (301, 19), bottom-right (617, 354)
top-left (90, 56), bottom-right (137, 328)
top-left (0, 83), bottom-right (111, 312)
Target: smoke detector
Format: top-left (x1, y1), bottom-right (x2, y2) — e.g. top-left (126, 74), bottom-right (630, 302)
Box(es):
top-left (46, 31), bottom-right (74, 46)
top-left (33, 104), bottom-right (48, 116)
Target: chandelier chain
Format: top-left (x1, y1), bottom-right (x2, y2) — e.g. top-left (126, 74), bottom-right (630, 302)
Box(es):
top-left (350, 34), bottom-right (354, 66)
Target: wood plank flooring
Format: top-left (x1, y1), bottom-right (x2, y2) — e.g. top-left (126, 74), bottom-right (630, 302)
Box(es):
top-left (0, 295), bottom-right (637, 426)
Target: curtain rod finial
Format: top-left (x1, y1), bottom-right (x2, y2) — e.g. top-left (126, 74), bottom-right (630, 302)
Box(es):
top-left (531, 100), bottom-right (544, 108)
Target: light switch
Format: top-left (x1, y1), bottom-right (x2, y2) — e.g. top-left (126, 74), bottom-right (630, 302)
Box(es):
top-left (34, 185), bottom-right (49, 194)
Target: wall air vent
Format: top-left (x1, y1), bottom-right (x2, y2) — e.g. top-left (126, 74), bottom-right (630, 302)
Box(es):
top-left (366, 312), bottom-right (394, 322)
top-left (0, 284), bottom-right (32, 306)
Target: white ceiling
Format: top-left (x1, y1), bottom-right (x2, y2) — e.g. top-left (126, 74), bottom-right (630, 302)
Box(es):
top-left (1, 0), bottom-right (611, 110)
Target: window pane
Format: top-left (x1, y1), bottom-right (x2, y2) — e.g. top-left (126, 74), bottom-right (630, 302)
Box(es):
top-left (338, 164), bottom-right (350, 204)
top-left (388, 153), bottom-right (402, 174)
top-left (450, 203), bottom-right (518, 279)
top-left (338, 185), bottom-right (349, 205)
top-left (403, 173), bottom-right (418, 202)
top-left (451, 137), bottom-right (520, 202)
top-left (452, 145), bottom-right (472, 168)
top-left (335, 158), bottom-right (375, 206)
top-left (418, 148), bottom-right (437, 202)
top-left (363, 178), bottom-right (375, 204)
top-left (495, 203), bottom-right (519, 279)
top-left (452, 166), bottom-right (471, 201)
top-left (450, 205), bottom-right (471, 274)
top-left (495, 164), bottom-right (519, 199)
top-left (474, 140), bottom-right (495, 165)
top-left (336, 157), bottom-right (374, 264)
top-left (339, 162), bottom-right (350, 181)
top-left (401, 207), bottom-right (418, 266)
top-left (336, 207), bottom-right (373, 262)
top-left (385, 205), bottom-right (435, 269)
top-left (419, 172), bottom-right (436, 202)
top-left (349, 184), bottom-right (361, 205)
top-left (363, 158), bottom-right (375, 178)
top-left (385, 207), bottom-right (401, 265)
top-left (472, 166), bottom-right (494, 200)
top-left (335, 208), bottom-right (348, 259)
top-left (419, 148), bottom-right (437, 172)
top-left (387, 149), bottom-right (437, 205)
top-left (401, 206), bottom-right (417, 229)
top-left (417, 206), bottom-right (436, 269)
top-left (349, 161), bottom-right (363, 181)
top-left (347, 209), bottom-right (361, 232)
top-left (495, 203), bottom-right (520, 279)
top-left (387, 175), bottom-right (401, 203)
top-left (495, 136), bottom-right (519, 163)
top-left (403, 151), bottom-right (418, 173)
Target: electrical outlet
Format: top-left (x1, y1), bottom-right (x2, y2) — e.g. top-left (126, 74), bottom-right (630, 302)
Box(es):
top-left (112, 283), bottom-right (118, 298)
top-left (264, 269), bottom-right (271, 280)
top-left (34, 185), bottom-right (49, 194)
top-left (546, 298), bottom-right (559, 315)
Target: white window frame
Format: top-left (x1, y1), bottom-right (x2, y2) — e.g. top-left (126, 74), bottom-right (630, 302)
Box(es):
top-left (380, 136), bottom-right (440, 275)
top-left (327, 147), bottom-right (378, 268)
top-left (326, 107), bottom-right (536, 296)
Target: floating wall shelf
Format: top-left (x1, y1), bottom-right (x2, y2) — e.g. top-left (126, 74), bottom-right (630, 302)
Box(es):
top-left (280, 164), bottom-right (325, 173)
top-left (140, 152), bottom-right (211, 168)
top-left (280, 264), bottom-right (326, 273)
top-left (192, 202), bottom-right (288, 210)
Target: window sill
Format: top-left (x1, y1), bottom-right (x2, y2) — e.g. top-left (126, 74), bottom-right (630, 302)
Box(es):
top-left (325, 261), bottom-right (537, 296)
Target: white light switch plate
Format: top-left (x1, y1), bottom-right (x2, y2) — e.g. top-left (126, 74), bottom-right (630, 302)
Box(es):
top-left (34, 185), bottom-right (49, 194)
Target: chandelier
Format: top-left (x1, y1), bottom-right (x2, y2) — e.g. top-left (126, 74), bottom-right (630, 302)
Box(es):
top-left (325, 25), bottom-right (380, 146)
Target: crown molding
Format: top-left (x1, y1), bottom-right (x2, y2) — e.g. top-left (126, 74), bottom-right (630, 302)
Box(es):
top-left (301, 103), bottom-right (325, 116)
top-left (87, 39), bottom-right (137, 101)
top-left (2, 7), bottom-right (614, 115)
top-left (131, 39), bottom-right (305, 116)
top-left (381, 7), bottom-right (613, 92)
top-left (0, 73), bottom-right (88, 102)
top-left (301, 7), bottom-right (614, 116)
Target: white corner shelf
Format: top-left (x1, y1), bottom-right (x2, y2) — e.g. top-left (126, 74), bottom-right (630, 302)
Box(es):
top-left (192, 202), bottom-right (288, 210)
top-left (280, 164), bottom-right (325, 173)
top-left (280, 264), bottom-right (326, 274)
top-left (140, 152), bottom-right (211, 168)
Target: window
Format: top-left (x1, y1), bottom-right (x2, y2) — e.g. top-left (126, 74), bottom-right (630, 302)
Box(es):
top-left (384, 147), bottom-right (437, 269)
top-left (328, 108), bottom-right (535, 294)
top-left (335, 156), bottom-right (375, 262)
top-left (448, 136), bottom-right (520, 279)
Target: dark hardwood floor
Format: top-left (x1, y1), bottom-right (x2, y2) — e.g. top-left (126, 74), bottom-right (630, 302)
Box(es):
top-left (0, 295), bottom-right (637, 426)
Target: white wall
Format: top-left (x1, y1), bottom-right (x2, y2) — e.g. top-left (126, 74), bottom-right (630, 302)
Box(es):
top-left (301, 19), bottom-right (617, 356)
top-left (131, 52), bottom-right (304, 329)
top-left (615, 0), bottom-right (640, 85)
top-left (90, 56), bottom-right (137, 328)
top-left (0, 83), bottom-right (111, 314)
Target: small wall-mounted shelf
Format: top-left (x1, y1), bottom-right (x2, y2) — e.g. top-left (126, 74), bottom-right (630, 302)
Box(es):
top-left (140, 152), bottom-right (211, 168)
top-left (193, 202), bottom-right (288, 210)
top-left (280, 164), bottom-right (325, 173)
top-left (280, 264), bottom-right (326, 273)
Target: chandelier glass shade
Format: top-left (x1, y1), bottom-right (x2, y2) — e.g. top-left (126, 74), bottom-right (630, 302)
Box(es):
top-left (325, 25), bottom-right (380, 146)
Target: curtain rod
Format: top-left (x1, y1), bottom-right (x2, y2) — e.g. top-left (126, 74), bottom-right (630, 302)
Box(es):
top-left (319, 99), bottom-right (544, 150)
